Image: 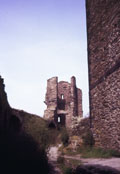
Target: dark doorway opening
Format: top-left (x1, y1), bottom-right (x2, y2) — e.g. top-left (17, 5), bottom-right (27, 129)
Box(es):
top-left (58, 98), bottom-right (65, 110)
top-left (48, 121), bottom-right (56, 129)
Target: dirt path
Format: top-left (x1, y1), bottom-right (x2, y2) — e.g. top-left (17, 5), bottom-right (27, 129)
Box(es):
top-left (63, 155), bottom-right (120, 171)
top-left (48, 145), bottom-right (61, 174)
top-left (48, 146), bottom-right (120, 173)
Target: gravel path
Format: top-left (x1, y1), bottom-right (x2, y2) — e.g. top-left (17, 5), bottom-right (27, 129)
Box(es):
top-left (48, 146), bottom-right (120, 173)
top-left (48, 146), bottom-right (59, 161)
top-left (48, 145), bottom-right (61, 174)
top-left (63, 155), bottom-right (120, 171)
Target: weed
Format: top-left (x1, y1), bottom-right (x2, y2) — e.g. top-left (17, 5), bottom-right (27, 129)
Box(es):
top-left (63, 167), bottom-right (73, 174)
top-left (57, 156), bottom-right (65, 164)
top-left (77, 146), bottom-right (120, 158)
top-left (61, 128), bottom-right (69, 146)
top-left (82, 130), bottom-right (95, 147)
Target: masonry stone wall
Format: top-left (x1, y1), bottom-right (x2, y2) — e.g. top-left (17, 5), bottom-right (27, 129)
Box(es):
top-left (44, 77), bottom-right (58, 121)
top-left (58, 81), bottom-right (71, 111)
top-left (44, 76), bottom-right (83, 129)
top-left (0, 76), bottom-right (11, 133)
top-left (0, 76), bottom-right (22, 134)
top-left (86, 0), bottom-right (120, 150)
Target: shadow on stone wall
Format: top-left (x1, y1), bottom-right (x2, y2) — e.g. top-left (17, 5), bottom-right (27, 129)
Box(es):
top-left (0, 132), bottom-right (52, 174)
top-left (0, 76), bottom-right (53, 174)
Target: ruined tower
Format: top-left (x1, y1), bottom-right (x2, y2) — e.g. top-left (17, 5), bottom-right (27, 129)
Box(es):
top-left (86, 0), bottom-right (120, 150)
top-left (44, 76), bottom-right (83, 128)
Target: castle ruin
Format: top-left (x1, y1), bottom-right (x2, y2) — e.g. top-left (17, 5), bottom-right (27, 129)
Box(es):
top-left (44, 76), bottom-right (83, 128)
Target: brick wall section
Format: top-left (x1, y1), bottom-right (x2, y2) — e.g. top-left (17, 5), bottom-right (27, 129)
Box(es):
top-left (86, 0), bottom-right (120, 150)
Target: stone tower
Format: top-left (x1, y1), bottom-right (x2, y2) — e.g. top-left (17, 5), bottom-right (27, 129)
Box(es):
top-left (44, 76), bottom-right (83, 128)
top-left (86, 0), bottom-right (120, 150)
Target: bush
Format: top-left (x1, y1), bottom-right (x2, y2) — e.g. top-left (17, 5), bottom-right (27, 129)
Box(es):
top-left (57, 156), bottom-right (73, 174)
top-left (22, 114), bottom-right (51, 150)
top-left (82, 130), bottom-right (94, 147)
top-left (63, 167), bottom-right (73, 174)
top-left (61, 128), bottom-right (69, 146)
top-left (57, 156), bottom-right (65, 164)
top-left (108, 149), bottom-right (120, 157)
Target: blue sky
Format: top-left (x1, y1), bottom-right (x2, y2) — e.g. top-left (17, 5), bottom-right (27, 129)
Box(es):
top-left (0, 0), bottom-right (89, 116)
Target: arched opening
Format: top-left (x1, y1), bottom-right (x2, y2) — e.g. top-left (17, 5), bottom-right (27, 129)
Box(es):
top-left (48, 121), bottom-right (56, 129)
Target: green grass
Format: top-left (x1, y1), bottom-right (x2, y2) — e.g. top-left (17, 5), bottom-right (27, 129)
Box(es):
top-left (61, 128), bottom-right (69, 146)
top-left (17, 110), bottom-right (120, 159)
top-left (22, 112), bottom-right (49, 149)
top-left (76, 146), bottom-right (120, 158)
top-left (19, 111), bottom-right (60, 150)
top-left (20, 111), bottom-right (71, 151)
top-left (59, 145), bottom-right (120, 159)
top-left (66, 158), bottom-right (82, 168)
top-left (57, 156), bottom-right (74, 174)
top-left (67, 146), bottom-right (120, 158)
top-left (57, 156), bottom-right (82, 174)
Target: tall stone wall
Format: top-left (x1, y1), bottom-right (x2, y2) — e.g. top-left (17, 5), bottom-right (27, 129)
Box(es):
top-left (44, 77), bottom-right (58, 120)
top-left (0, 76), bottom-right (22, 134)
top-left (0, 76), bottom-right (11, 133)
top-left (71, 76), bottom-right (78, 116)
top-left (58, 81), bottom-right (73, 127)
top-left (58, 81), bottom-right (71, 111)
top-left (86, 0), bottom-right (120, 150)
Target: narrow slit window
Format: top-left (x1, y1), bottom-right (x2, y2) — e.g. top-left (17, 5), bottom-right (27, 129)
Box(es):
top-left (61, 94), bottom-right (64, 99)
top-left (58, 116), bottom-right (60, 123)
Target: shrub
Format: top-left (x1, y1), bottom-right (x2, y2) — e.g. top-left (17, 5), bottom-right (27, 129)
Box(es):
top-left (57, 156), bottom-right (73, 174)
top-left (63, 167), bottom-right (73, 174)
top-left (57, 156), bottom-right (65, 164)
top-left (61, 128), bottom-right (69, 146)
top-left (82, 130), bottom-right (94, 147)
top-left (108, 149), bottom-right (120, 157)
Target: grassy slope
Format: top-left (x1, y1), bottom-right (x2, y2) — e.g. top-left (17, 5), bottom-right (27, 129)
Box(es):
top-left (17, 110), bottom-right (61, 149)
top-left (14, 110), bottom-right (49, 149)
